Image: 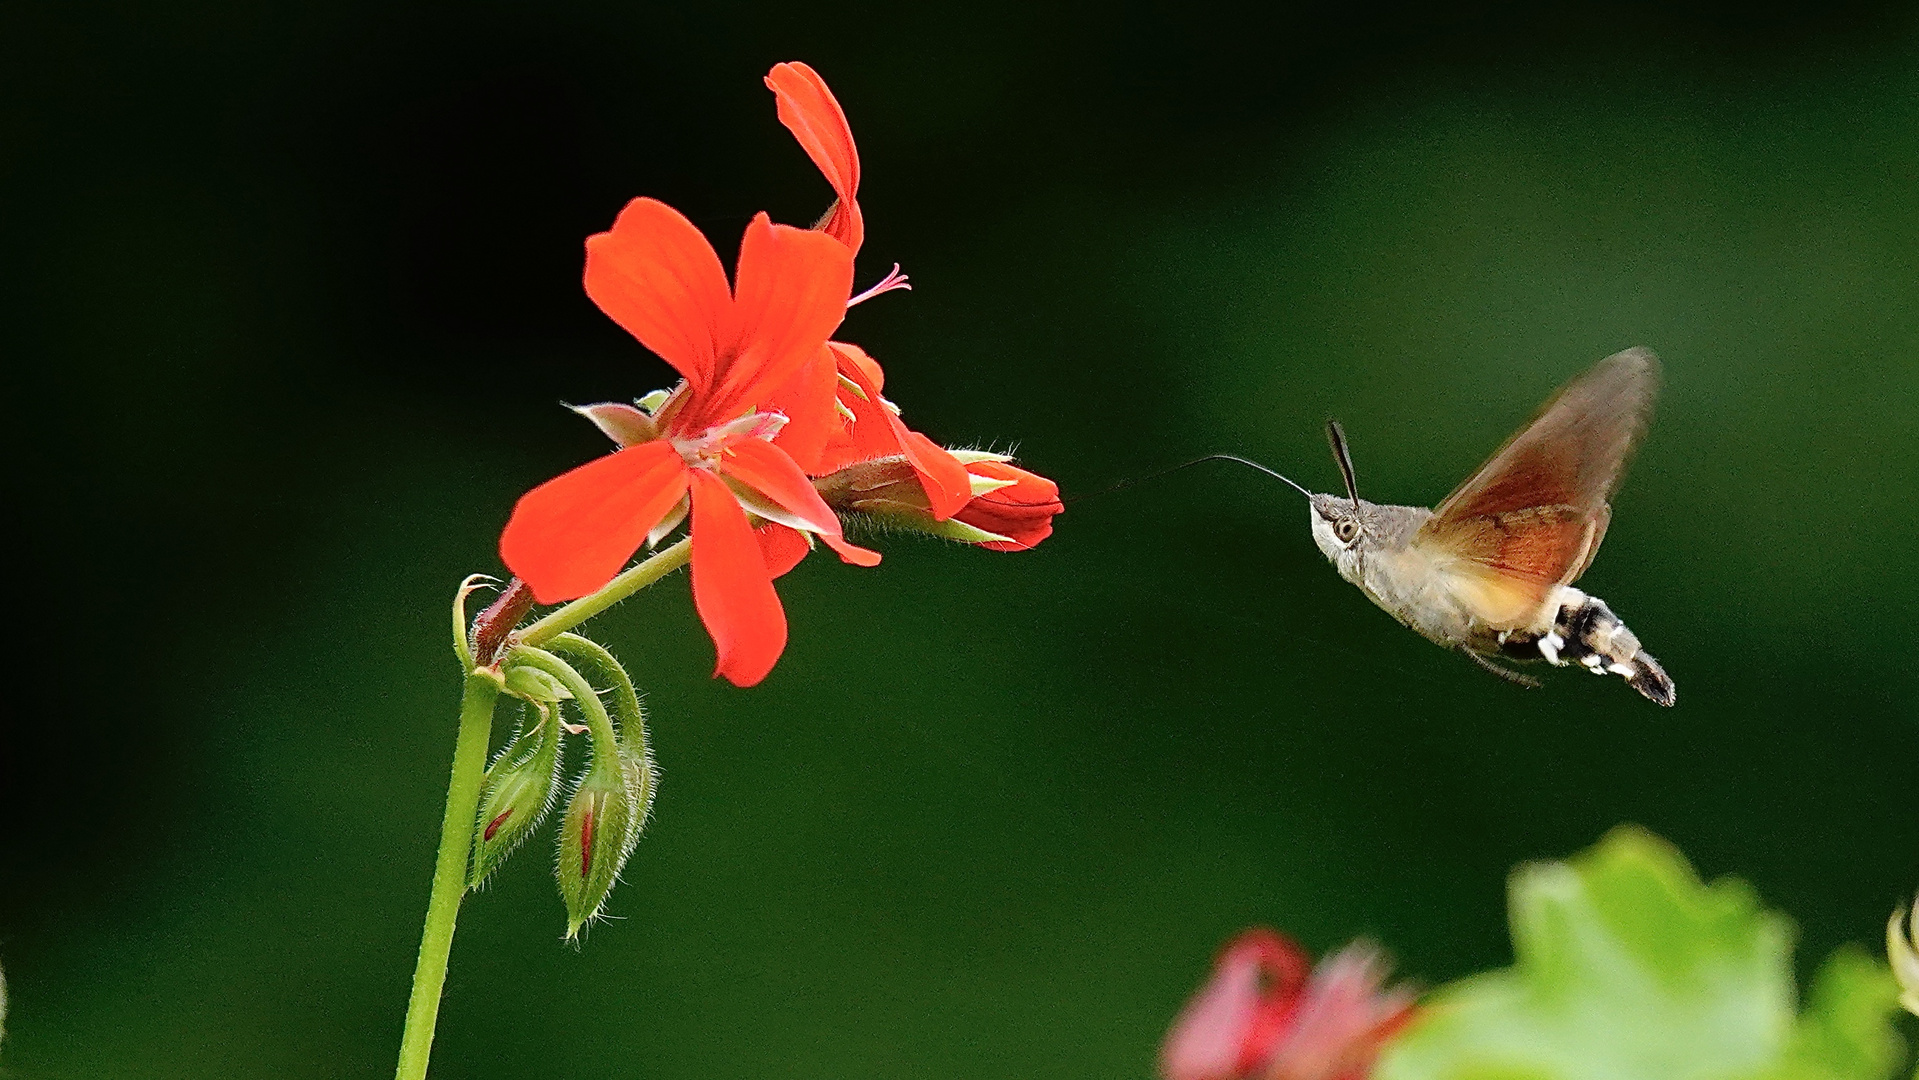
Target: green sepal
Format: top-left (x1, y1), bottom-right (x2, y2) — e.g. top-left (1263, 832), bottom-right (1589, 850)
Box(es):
top-left (1376, 826), bottom-right (1909, 1080)
top-left (849, 499), bottom-right (1013, 546)
top-left (467, 700), bottom-right (564, 889)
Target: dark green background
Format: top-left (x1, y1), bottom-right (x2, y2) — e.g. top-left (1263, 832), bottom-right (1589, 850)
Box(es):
top-left (4, 3), bottom-right (1917, 1076)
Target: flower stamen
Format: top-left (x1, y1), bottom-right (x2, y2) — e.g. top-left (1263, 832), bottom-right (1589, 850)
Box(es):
top-left (847, 263), bottom-right (911, 307)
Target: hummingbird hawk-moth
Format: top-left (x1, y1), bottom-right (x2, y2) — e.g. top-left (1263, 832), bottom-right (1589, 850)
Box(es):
top-left (1266, 348), bottom-right (1674, 705)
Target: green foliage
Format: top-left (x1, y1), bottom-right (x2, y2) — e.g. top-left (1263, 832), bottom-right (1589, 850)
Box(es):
top-left (1377, 827), bottom-right (1908, 1080)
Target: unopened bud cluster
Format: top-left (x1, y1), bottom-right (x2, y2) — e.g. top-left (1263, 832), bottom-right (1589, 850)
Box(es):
top-left (457, 585), bottom-right (657, 938)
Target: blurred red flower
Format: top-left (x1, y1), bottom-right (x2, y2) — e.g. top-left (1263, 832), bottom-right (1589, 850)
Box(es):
top-left (1161, 929), bottom-right (1415, 1080)
top-left (499, 198), bottom-right (878, 687)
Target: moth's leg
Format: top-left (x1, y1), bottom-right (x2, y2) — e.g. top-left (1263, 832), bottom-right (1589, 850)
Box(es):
top-left (1460, 648), bottom-right (1542, 689)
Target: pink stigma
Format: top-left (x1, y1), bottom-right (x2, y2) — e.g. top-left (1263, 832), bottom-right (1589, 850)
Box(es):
top-left (847, 264), bottom-right (912, 307)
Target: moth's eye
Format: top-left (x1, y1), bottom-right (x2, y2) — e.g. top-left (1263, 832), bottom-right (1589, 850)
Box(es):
top-left (1335, 518), bottom-right (1360, 543)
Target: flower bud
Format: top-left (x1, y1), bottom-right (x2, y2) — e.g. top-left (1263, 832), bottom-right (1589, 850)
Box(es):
top-left (556, 749), bottom-right (639, 939)
top-left (814, 450), bottom-right (1062, 550)
top-left (948, 453), bottom-right (1062, 551)
top-left (502, 664), bottom-right (572, 704)
top-left (468, 702), bottom-right (564, 889)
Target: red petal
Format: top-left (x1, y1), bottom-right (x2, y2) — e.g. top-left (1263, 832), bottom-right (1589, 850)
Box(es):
top-left (584, 198), bottom-right (734, 396)
top-left (756, 522), bottom-right (811, 578)
top-left (765, 344), bottom-right (841, 475)
top-left (697, 214), bottom-right (853, 428)
top-left (720, 438), bottom-right (880, 567)
top-left (500, 441), bottom-right (689, 604)
top-left (688, 470), bottom-right (787, 686)
top-left (765, 61), bottom-right (864, 253)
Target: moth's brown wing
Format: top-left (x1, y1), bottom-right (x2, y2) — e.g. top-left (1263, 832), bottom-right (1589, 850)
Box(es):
top-left (1417, 348), bottom-right (1658, 626)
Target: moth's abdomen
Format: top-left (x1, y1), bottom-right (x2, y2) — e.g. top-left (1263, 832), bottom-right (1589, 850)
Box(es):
top-left (1501, 591), bottom-right (1676, 706)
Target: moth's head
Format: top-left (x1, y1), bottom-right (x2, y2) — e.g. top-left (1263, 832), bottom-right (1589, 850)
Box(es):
top-left (1309, 493), bottom-right (1370, 569)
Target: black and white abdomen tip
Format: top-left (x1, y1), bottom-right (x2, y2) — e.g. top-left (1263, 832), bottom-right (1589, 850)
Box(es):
top-left (1513, 593), bottom-right (1677, 706)
top-left (1622, 651), bottom-right (1676, 707)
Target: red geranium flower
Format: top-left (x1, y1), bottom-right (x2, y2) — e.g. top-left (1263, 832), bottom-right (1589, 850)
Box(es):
top-left (1162, 929), bottom-right (1416, 1080)
top-left (499, 198), bottom-right (879, 687)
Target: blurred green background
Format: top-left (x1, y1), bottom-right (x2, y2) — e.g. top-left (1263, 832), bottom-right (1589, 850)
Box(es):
top-left (4, 2), bottom-right (1917, 1077)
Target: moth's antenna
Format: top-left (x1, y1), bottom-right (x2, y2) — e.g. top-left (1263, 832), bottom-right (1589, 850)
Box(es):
top-left (1326, 420), bottom-right (1360, 506)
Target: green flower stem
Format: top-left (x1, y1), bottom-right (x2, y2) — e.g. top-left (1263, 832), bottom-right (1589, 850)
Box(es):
top-left (394, 670), bottom-right (502, 1080)
top-left (520, 538), bottom-right (691, 648)
top-left (547, 633), bottom-right (645, 746)
top-left (507, 646), bottom-right (618, 751)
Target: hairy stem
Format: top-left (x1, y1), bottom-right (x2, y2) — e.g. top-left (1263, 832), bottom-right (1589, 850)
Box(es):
top-left (394, 671), bottom-right (501, 1080)
top-left (519, 538), bottom-right (691, 647)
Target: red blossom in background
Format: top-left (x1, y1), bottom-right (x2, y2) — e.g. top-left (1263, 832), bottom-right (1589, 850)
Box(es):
top-left (499, 200), bottom-right (877, 687)
top-left (1162, 929), bottom-right (1415, 1080)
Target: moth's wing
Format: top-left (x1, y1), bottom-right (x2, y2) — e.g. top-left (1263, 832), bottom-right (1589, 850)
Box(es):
top-left (1416, 348), bottom-right (1658, 626)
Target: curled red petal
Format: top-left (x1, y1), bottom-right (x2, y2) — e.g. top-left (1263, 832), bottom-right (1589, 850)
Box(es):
top-left (583, 198), bottom-right (734, 396)
top-left (695, 214), bottom-right (853, 430)
top-left (500, 441), bottom-right (690, 604)
top-left (756, 522), bottom-right (811, 579)
top-left (1265, 943), bottom-right (1417, 1080)
top-left (766, 61), bottom-right (863, 253)
top-left (720, 438), bottom-right (880, 567)
top-left (688, 470), bottom-right (787, 686)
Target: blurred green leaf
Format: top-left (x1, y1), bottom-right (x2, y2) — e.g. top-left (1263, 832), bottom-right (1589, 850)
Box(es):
top-left (1378, 827), bottom-right (1907, 1080)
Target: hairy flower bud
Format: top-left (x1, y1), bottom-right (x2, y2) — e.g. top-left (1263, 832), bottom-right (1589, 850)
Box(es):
top-left (468, 701), bottom-right (564, 889)
top-left (815, 450), bottom-right (1062, 549)
top-left (556, 748), bottom-right (639, 938)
